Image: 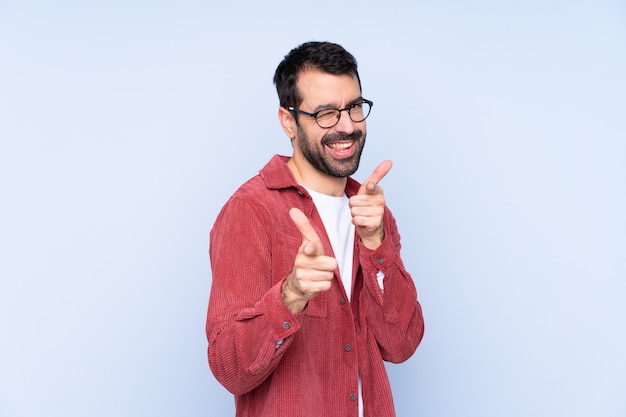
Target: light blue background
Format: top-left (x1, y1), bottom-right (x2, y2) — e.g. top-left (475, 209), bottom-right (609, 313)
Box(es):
top-left (1, 1), bottom-right (625, 416)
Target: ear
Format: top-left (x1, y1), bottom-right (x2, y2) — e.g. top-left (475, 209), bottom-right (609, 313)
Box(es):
top-left (278, 107), bottom-right (297, 139)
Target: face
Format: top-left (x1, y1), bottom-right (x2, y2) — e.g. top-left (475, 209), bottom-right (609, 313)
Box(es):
top-left (291, 70), bottom-right (367, 178)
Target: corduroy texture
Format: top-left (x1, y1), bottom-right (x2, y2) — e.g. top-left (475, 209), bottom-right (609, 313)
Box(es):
top-left (207, 155), bottom-right (424, 417)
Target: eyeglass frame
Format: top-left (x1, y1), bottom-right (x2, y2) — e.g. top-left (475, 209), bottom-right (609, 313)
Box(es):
top-left (287, 99), bottom-right (373, 129)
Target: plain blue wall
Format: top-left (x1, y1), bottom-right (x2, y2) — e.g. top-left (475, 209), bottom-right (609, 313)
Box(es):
top-left (1, 1), bottom-right (625, 416)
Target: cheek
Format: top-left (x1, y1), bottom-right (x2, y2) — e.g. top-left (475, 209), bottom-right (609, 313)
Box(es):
top-left (297, 125), bottom-right (324, 146)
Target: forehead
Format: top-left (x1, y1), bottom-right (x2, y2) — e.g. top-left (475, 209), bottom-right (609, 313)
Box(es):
top-left (296, 69), bottom-right (361, 108)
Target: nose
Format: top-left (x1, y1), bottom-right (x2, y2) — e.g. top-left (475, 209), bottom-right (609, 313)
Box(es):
top-left (333, 109), bottom-right (356, 134)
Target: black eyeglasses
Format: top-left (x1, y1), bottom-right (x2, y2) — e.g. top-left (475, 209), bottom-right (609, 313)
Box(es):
top-left (287, 99), bottom-right (373, 129)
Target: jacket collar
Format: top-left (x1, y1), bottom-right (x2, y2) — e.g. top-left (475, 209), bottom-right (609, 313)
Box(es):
top-left (260, 154), bottom-right (361, 197)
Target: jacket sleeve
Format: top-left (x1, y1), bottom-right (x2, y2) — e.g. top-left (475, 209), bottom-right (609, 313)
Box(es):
top-left (358, 208), bottom-right (424, 363)
top-left (206, 196), bottom-right (300, 395)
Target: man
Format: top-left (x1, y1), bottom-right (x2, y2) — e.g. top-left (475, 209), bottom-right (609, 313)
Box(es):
top-left (206, 41), bottom-right (424, 417)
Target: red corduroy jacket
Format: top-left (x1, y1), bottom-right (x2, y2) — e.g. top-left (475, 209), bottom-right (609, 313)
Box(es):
top-left (207, 155), bottom-right (424, 417)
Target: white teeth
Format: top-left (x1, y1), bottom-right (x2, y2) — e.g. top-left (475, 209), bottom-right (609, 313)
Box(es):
top-left (328, 142), bottom-right (352, 149)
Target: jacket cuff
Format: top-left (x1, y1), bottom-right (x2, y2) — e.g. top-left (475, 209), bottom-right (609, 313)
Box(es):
top-left (261, 280), bottom-right (301, 340)
top-left (359, 231), bottom-right (397, 275)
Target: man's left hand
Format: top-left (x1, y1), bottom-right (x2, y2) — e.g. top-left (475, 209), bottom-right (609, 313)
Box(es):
top-left (349, 160), bottom-right (392, 250)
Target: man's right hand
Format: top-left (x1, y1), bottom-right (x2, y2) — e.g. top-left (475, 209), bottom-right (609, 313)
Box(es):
top-left (281, 207), bottom-right (337, 314)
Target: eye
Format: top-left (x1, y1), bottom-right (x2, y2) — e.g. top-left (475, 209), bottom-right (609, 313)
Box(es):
top-left (316, 109), bottom-right (338, 121)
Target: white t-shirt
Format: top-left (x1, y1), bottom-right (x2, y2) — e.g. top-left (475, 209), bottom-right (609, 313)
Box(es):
top-left (305, 187), bottom-right (386, 296)
top-left (305, 187), bottom-right (366, 416)
top-left (305, 187), bottom-right (355, 299)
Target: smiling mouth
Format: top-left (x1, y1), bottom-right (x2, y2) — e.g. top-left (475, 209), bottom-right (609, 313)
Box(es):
top-left (321, 130), bottom-right (363, 157)
top-left (325, 140), bottom-right (357, 160)
top-left (326, 141), bottom-right (354, 150)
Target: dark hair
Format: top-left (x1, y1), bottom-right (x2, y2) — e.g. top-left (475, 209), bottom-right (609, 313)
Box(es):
top-left (273, 41), bottom-right (361, 109)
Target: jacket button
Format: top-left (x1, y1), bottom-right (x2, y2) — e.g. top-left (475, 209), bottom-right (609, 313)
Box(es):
top-left (377, 257), bottom-right (384, 265)
top-left (344, 344), bottom-right (352, 352)
top-left (340, 297), bottom-right (346, 305)
top-left (349, 394), bottom-right (357, 401)
top-left (282, 321), bottom-right (291, 330)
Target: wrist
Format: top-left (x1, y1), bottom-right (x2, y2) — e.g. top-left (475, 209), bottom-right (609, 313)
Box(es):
top-left (360, 230), bottom-right (384, 250)
top-left (281, 278), bottom-right (308, 314)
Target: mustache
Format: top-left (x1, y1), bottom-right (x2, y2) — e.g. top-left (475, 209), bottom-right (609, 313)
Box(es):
top-left (321, 130), bottom-right (364, 145)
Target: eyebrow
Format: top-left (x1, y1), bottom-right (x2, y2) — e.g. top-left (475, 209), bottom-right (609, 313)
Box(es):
top-left (311, 96), bottom-right (364, 113)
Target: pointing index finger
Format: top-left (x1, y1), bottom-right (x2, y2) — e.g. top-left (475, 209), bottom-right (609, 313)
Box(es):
top-left (367, 160), bottom-right (393, 185)
top-left (360, 160), bottom-right (392, 194)
top-left (289, 208), bottom-right (324, 255)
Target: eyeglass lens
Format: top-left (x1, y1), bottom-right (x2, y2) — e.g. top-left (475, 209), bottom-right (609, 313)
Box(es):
top-left (316, 101), bottom-right (371, 128)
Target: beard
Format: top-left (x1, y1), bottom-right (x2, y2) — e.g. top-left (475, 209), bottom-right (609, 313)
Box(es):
top-left (295, 124), bottom-right (366, 178)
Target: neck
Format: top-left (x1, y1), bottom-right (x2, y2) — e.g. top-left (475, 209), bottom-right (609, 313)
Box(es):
top-left (287, 156), bottom-right (347, 197)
